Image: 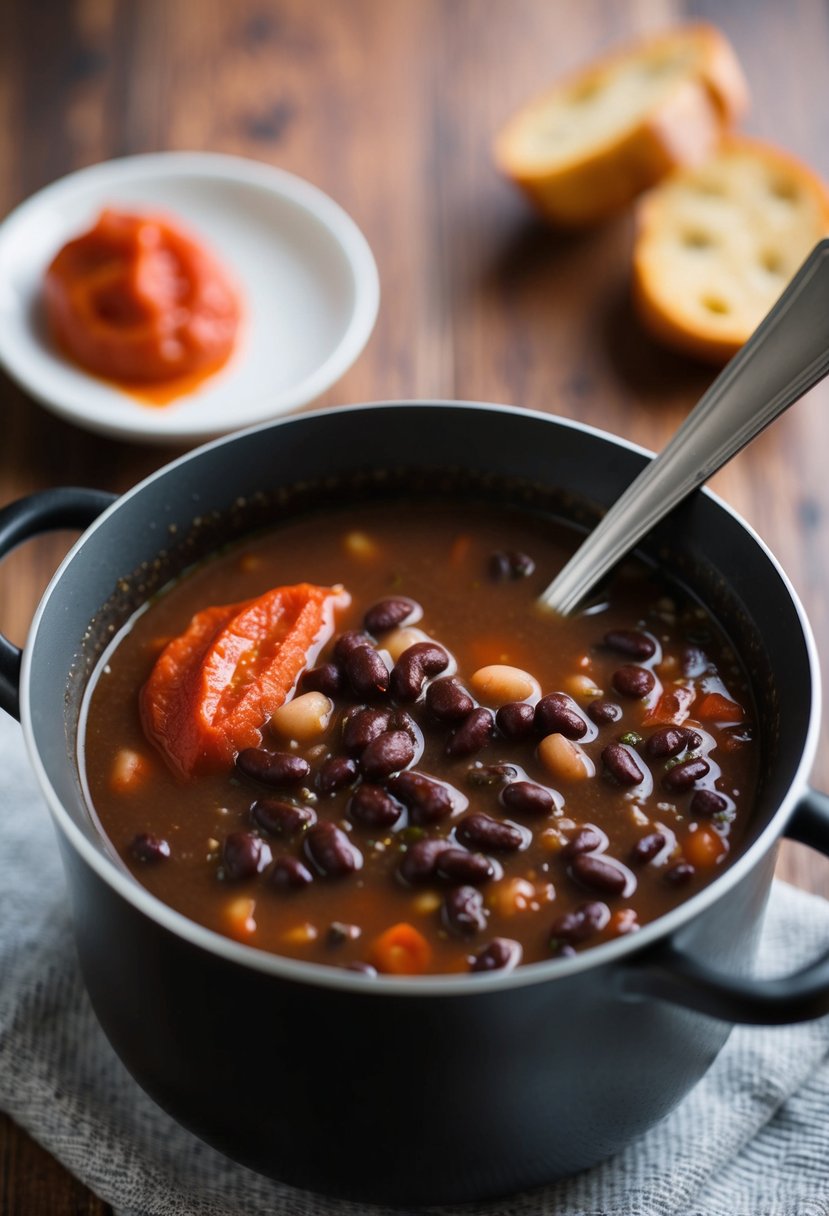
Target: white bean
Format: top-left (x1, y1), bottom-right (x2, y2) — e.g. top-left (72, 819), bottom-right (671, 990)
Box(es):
top-left (469, 664), bottom-right (540, 706)
top-left (538, 732), bottom-right (595, 782)
top-left (270, 691), bottom-right (333, 742)
top-left (383, 625), bottom-right (429, 662)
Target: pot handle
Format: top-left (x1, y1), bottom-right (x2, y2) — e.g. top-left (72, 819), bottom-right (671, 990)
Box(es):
top-left (0, 488), bottom-right (116, 721)
top-left (621, 787), bottom-right (829, 1024)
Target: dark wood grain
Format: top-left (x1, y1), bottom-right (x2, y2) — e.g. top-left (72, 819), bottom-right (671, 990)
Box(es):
top-left (1, 1), bottom-right (828, 1210)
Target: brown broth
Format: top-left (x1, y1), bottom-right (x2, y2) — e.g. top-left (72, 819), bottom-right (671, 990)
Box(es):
top-left (81, 499), bottom-right (758, 975)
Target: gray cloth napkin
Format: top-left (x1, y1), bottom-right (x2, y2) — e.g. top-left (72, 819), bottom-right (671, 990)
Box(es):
top-left (1, 711), bottom-right (828, 1216)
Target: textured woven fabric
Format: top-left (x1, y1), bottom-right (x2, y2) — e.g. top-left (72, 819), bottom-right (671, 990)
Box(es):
top-left (1, 712), bottom-right (828, 1216)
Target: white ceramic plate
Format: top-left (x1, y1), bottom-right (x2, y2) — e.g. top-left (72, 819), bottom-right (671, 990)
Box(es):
top-left (0, 153), bottom-right (380, 444)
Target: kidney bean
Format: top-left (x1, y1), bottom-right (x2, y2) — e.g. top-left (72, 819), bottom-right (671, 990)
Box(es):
top-left (250, 798), bottom-right (317, 837)
top-left (603, 629), bottom-right (656, 660)
top-left (398, 838), bottom-right (452, 884)
top-left (646, 726), bottom-right (702, 758)
top-left (326, 921), bottom-right (361, 946)
top-left (387, 771), bottom-right (455, 824)
top-left (602, 743), bottom-right (645, 786)
top-left (389, 708), bottom-right (420, 742)
top-left (318, 755), bottom-right (359, 794)
top-left (299, 663), bottom-right (342, 697)
top-left (333, 630), bottom-right (372, 664)
top-left (569, 853), bottom-right (632, 897)
top-left (630, 831), bottom-right (666, 864)
top-left (445, 707), bottom-right (495, 757)
top-left (222, 831), bottom-right (272, 881)
top-left (342, 706), bottom-right (391, 754)
top-left (360, 729), bottom-right (415, 779)
top-left (662, 757), bottom-right (710, 791)
top-left (489, 550), bottom-right (535, 581)
top-left (130, 833), bottom-right (170, 863)
top-left (348, 783), bottom-right (404, 828)
top-left (456, 811), bottom-right (527, 853)
top-left (471, 938), bottom-right (522, 973)
top-left (612, 665), bottom-right (656, 699)
top-left (364, 597), bottom-right (420, 633)
top-left (587, 699), bottom-right (623, 725)
top-left (664, 861), bottom-right (696, 885)
top-left (236, 748), bottom-right (310, 787)
top-left (436, 848), bottom-right (495, 885)
top-left (534, 692), bottom-right (588, 740)
top-left (562, 826), bottom-right (604, 858)
top-left (496, 701), bottom-right (536, 739)
top-left (344, 644), bottom-right (390, 699)
top-left (682, 645), bottom-right (709, 677)
top-left (305, 822), bottom-right (362, 877)
top-left (426, 677), bottom-right (474, 721)
top-left (390, 642), bottom-right (450, 701)
top-left (501, 781), bottom-right (555, 817)
top-left (466, 762), bottom-right (518, 787)
top-left (549, 900), bottom-right (610, 944)
top-left (269, 855), bottom-right (314, 889)
top-left (443, 885), bottom-right (487, 936)
top-left (690, 789), bottom-right (729, 817)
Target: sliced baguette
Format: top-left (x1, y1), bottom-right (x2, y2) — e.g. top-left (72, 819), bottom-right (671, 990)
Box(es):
top-left (632, 136), bottom-right (829, 364)
top-left (493, 24), bottom-right (748, 228)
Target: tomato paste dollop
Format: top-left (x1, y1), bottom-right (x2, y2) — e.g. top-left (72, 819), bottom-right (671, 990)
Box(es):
top-left (43, 208), bottom-right (241, 386)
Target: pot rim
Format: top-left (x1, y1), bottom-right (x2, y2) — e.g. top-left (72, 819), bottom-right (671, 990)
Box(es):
top-left (19, 399), bottom-right (824, 996)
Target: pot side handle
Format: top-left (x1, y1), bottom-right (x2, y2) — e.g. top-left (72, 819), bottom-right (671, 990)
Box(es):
top-left (620, 788), bottom-right (829, 1024)
top-left (0, 488), bottom-right (117, 721)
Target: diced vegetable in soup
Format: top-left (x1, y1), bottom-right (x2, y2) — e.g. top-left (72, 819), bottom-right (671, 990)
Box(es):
top-left (82, 501), bottom-right (757, 976)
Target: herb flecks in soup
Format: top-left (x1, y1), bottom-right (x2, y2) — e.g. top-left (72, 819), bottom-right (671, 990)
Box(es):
top-left (82, 502), bottom-right (757, 977)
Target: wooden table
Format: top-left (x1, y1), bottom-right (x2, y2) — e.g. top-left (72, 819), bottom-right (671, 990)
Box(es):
top-left (1, 1), bottom-right (828, 1210)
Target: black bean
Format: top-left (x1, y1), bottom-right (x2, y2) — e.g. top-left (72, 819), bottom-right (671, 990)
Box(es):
top-left (435, 848), bottom-right (495, 885)
top-left (443, 885), bottom-right (487, 936)
top-left (549, 900), bottom-right (610, 945)
top-left (236, 748), bottom-right (310, 787)
top-left (466, 762), bottom-right (518, 788)
top-left (390, 642), bottom-right (450, 701)
top-left (250, 798), bottom-right (317, 837)
top-left (364, 596), bottom-right (420, 633)
top-left (389, 708), bottom-right (420, 741)
top-left (569, 853), bottom-right (631, 897)
top-left (398, 838), bottom-right (452, 884)
top-left (269, 855), bottom-right (314, 889)
top-left (501, 781), bottom-right (555, 817)
top-left (630, 831), bottom-right (666, 864)
top-left (588, 699), bottom-right (623, 725)
top-left (664, 861), bottom-right (695, 885)
top-left (222, 831), bottom-right (272, 881)
top-left (299, 663), bottom-right (342, 697)
top-left (690, 789), bottom-right (729, 817)
top-left (342, 706), bottom-right (391, 754)
top-left (318, 755), bottom-right (359, 794)
top-left (488, 551), bottom-right (512, 581)
top-left (662, 757), bottom-right (710, 791)
top-left (602, 743), bottom-right (645, 786)
top-left (360, 729), bottom-right (415, 779)
top-left (562, 826), bottom-right (604, 858)
top-left (446, 707), bottom-right (495, 757)
top-left (349, 783), bottom-right (404, 828)
top-left (130, 833), bottom-right (170, 863)
top-left (326, 921), bottom-right (361, 946)
top-left (471, 938), bottom-right (522, 973)
top-left (489, 550), bottom-right (535, 581)
top-left (387, 771), bottom-right (455, 824)
top-left (344, 644), bottom-right (390, 699)
top-left (496, 701), bottom-right (536, 739)
top-left (646, 726), bottom-right (701, 758)
top-left (534, 692), bottom-right (588, 740)
top-left (426, 677), bottom-right (474, 721)
top-left (612, 665), bottom-right (656, 699)
top-left (305, 822), bottom-right (362, 877)
top-left (333, 630), bottom-right (372, 664)
top-left (682, 645), bottom-right (709, 678)
top-left (603, 629), bottom-right (656, 660)
top-left (456, 811), bottom-right (526, 853)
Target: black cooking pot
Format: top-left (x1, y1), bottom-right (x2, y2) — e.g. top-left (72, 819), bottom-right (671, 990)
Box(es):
top-left (2, 402), bottom-right (828, 1206)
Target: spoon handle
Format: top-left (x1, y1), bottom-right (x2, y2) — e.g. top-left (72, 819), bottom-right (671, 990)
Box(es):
top-left (540, 239), bottom-right (829, 616)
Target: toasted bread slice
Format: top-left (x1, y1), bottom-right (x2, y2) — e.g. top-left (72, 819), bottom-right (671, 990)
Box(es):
top-left (493, 24), bottom-right (748, 228)
top-left (632, 137), bottom-right (829, 364)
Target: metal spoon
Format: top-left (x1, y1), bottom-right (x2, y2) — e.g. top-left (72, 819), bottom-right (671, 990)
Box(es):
top-left (540, 239), bottom-right (829, 616)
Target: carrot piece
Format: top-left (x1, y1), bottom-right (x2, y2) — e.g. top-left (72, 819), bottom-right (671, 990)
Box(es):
top-left (141, 583), bottom-right (348, 776)
top-left (643, 685), bottom-right (695, 726)
top-left (696, 692), bottom-right (744, 723)
top-left (368, 922), bottom-right (432, 975)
